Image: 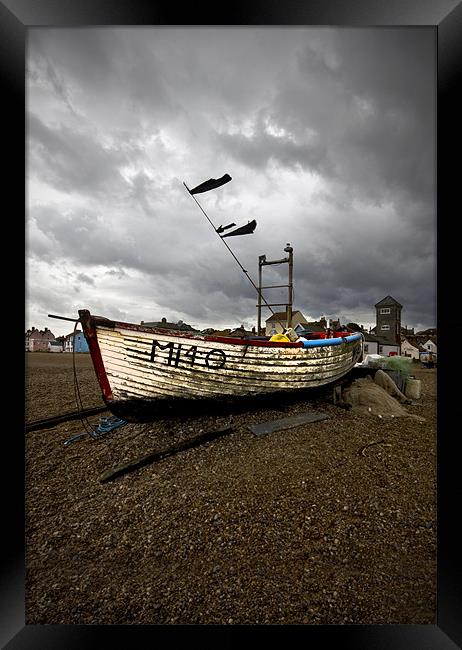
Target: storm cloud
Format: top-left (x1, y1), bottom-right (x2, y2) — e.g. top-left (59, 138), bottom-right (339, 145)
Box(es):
top-left (26, 27), bottom-right (436, 336)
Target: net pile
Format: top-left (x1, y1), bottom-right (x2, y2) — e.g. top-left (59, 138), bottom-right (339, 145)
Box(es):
top-left (343, 376), bottom-right (425, 421)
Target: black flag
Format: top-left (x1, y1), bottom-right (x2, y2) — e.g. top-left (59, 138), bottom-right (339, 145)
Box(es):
top-left (189, 174), bottom-right (232, 195)
top-left (216, 222), bottom-right (236, 234)
top-left (221, 219), bottom-right (257, 238)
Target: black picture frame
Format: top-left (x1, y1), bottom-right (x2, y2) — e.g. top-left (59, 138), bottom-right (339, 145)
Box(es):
top-left (6, 1), bottom-right (461, 648)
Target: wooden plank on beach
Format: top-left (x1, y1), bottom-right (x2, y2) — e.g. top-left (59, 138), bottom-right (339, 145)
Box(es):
top-left (248, 411), bottom-right (329, 436)
top-left (99, 425), bottom-right (234, 483)
top-left (25, 405), bottom-right (109, 432)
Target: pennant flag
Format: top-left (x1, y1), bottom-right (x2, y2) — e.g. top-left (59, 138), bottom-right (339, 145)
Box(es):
top-left (216, 222), bottom-right (236, 234)
top-left (189, 173), bottom-right (232, 195)
top-left (221, 219), bottom-right (257, 238)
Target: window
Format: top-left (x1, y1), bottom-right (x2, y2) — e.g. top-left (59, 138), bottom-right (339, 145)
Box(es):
top-left (380, 308), bottom-right (391, 314)
top-left (381, 324), bottom-right (390, 331)
top-left (364, 344), bottom-right (369, 353)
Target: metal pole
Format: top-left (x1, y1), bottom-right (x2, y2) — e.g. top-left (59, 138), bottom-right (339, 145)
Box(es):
top-left (257, 245), bottom-right (294, 334)
top-left (285, 243), bottom-right (293, 329)
top-left (257, 255), bottom-right (265, 335)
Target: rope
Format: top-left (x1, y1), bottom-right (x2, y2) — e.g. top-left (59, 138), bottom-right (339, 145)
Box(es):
top-left (72, 320), bottom-right (94, 435)
top-left (70, 322), bottom-right (126, 444)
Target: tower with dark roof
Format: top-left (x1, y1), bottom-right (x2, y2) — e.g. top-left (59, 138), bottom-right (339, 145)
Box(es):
top-left (375, 296), bottom-right (402, 345)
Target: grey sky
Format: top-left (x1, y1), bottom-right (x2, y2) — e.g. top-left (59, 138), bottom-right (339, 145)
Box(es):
top-left (27, 27), bottom-right (436, 337)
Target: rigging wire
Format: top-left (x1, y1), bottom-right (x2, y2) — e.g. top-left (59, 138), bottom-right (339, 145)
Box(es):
top-left (184, 182), bottom-right (287, 332)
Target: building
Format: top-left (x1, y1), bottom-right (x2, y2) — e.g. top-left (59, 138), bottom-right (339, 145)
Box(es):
top-left (419, 336), bottom-right (437, 365)
top-left (401, 337), bottom-right (420, 360)
top-left (140, 317), bottom-right (197, 332)
top-left (378, 341), bottom-right (401, 356)
top-left (25, 327), bottom-right (55, 351)
top-left (369, 296), bottom-right (437, 358)
top-left (47, 340), bottom-right (63, 353)
top-left (366, 294), bottom-right (404, 356)
top-left (295, 321), bottom-right (326, 336)
top-left (362, 332), bottom-right (381, 355)
top-left (265, 310), bottom-right (308, 335)
top-left (374, 296), bottom-right (402, 347)
top-left (401, 331), bottom-right (437, 362)
top-left (421, 337), bottom-right (437, 353)
top-left (420, 337), bottom-right (437, 359)
top-left (298, 316), bottom-right (342, 334)
top-left (64, 330), bottom-right (89, 353)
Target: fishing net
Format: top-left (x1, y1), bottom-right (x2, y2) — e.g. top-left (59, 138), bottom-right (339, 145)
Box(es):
top-left (343, 376), bottom-right (425, 421)
top-left (378, 355), bottom-right (413, 379)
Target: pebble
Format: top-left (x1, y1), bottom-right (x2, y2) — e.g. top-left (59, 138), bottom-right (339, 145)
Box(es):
top-left (26, 358), bottom-right (436, 625)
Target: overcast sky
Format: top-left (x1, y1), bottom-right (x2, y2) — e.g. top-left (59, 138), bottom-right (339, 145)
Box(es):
top-left (27, 27), bottom-right (436, 338)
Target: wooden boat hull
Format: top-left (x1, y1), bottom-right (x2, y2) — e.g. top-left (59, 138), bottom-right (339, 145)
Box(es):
top-left (79, 310), bottom-right (363, 422)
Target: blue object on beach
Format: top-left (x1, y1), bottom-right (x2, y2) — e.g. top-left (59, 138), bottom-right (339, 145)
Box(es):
top-left (64, 415), bottom-right (127, 445)
top-left (91, 415), bottom-right (128, 436)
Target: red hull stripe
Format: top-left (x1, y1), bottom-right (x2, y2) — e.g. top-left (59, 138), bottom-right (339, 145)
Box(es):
top-left (203, 336), bottom-right (303, 347)
top-left (78, 311), bottom-right (113, 401)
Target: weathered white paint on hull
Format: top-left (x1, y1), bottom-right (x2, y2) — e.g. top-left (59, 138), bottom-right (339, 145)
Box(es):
top-left (95, 325), bottom-right (362, 403)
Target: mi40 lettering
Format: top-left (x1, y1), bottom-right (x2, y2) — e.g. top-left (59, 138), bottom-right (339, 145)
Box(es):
top-left (150, 340), bottom-right (226, 369)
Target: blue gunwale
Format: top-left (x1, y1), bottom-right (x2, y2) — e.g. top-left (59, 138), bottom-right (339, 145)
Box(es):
top-left (301, 332), bottom-right (363, 348)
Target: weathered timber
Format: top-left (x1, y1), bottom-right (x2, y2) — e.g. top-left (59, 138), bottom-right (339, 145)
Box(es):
top-left (78, 309), bottom-right (364, 423)
top-left (26, 405), bottom-right (108, 432)
top-left (99, 426), bottom-right (234, 483)
top-left (248, 411), bottom-right (329, 436)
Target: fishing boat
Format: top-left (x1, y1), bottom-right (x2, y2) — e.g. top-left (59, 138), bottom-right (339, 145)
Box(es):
top-left (78, 309), bottom-right (363, 422)
top-left (60, 173), bottom-right (363, 421)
